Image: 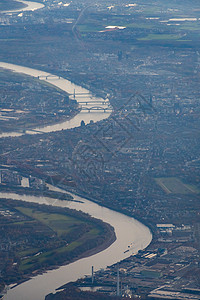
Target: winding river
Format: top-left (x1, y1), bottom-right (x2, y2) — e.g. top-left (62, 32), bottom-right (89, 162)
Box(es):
top-left (0, 62), bottom-right (152, 300)
top-left (0, 62), bottom-right (111, 138)
top-left (1, 188), bottom-right (152, 300)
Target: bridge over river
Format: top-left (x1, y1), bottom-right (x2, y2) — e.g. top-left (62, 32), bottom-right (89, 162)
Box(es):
top-left (0, 61), bottom-right (152, 300)
top-left (0, 62), bottom-right (112, 138)
top-left (80, 106), bottom-right (112, 113)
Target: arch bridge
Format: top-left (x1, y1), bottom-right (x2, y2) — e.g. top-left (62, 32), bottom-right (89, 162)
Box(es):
top-left (79, 100), bottom-right (109, 105)
top-left (81, 106), bottom-right (112, 113)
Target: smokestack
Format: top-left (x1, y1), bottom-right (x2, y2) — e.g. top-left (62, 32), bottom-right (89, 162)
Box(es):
top-left (92, 266), bottom-right (94, 284)
top-left (117, 266), bottom-right (120, 296)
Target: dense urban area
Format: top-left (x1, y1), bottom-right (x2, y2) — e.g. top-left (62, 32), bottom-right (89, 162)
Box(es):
top-left (0, 0), bottom-right (200, 299)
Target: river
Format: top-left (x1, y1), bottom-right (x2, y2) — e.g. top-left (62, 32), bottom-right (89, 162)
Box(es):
top-left (0, 62), bottom-right (111, 138)
top-left (1, 188), bottom-right (152, 300)
top-left (1, 0), bottom-right (44, 14)
top-left (0, 63), bottom-right (152, 299)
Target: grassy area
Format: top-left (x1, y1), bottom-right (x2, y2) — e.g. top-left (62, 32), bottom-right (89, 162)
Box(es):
top-left (126, 23), bottom-right (154, 29)
top-left (15, 206), bottom-right (103, 272)
top-left (18, 248), bottom-right (40, 258)
top-left (141, 6), bottom-right (163, 15)
top-left (138, 33), bottom-right (181, 41)
top-left (155, 177), bottom-right (200, 194)
top-left (16, 207), bottom-right (83, 237)
top-left (179, 23), bottom-right (200, 31)
top-left (185, 184), bottom-right (200, 194)
top-left (77, 24), bottom-right (103, 33)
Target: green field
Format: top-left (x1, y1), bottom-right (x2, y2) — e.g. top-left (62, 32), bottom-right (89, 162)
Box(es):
top-left (141, 6), bottom-right (163, 15)
top-left (126, 23), bottom-right (154, 29)
top-left (180, 23), bottom-right (200, 31)
top-left (155, 177), bottom-right (200, 194)
top-left (16, 207), bottom-right (84, 237)
top-left (138, 33), bottom-right (181, 41)
top-left (15, 206), bottom-right (102, 272)
top-left (77, 24), bottom-right (103, 33)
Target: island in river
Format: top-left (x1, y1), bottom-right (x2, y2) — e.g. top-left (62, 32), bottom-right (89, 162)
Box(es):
top-left (0, 197), bottom-right (116, 294)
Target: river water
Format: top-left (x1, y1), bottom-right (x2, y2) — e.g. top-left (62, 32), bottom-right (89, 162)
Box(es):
top-left (0, 62), bottom-right (111, 138)
top-left (1, 188), bottom-right (152, 300)
top-left (1, 0), bottom-right (44, 13)
top-left (0, 63), bottom-right (152, 299)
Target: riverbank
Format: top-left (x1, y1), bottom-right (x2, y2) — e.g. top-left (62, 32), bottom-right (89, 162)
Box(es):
top-left (1, 0), bottom-right (44, 13)
top-left (0, 185), bottom-right (77, 202)
top-left (1, 0), bottom-right (200, 298)
top-left (0, 68), bottom-right (81, 134)
top-left (64, 188), bottom-right (155, 245)
top-left (0, 0), bottom-right (26, 12)
top-left (45, 283), bottom-right (120, 300)
top-left (0, 197), bottom-right (116, 295)
top-left (7, 226), bottom-right (116, 293)
top-left (0, 108), bottom-right (81, 135)
top-left (2, 187), bottom-right (151, 300)
top-left (0, 63), bottom-right (151, 300)
top-left (0, 62), bottom-right (112, 139)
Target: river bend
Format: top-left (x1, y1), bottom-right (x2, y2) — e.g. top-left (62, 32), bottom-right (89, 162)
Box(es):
top-left (0, 63), bottom-right (152, 300)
